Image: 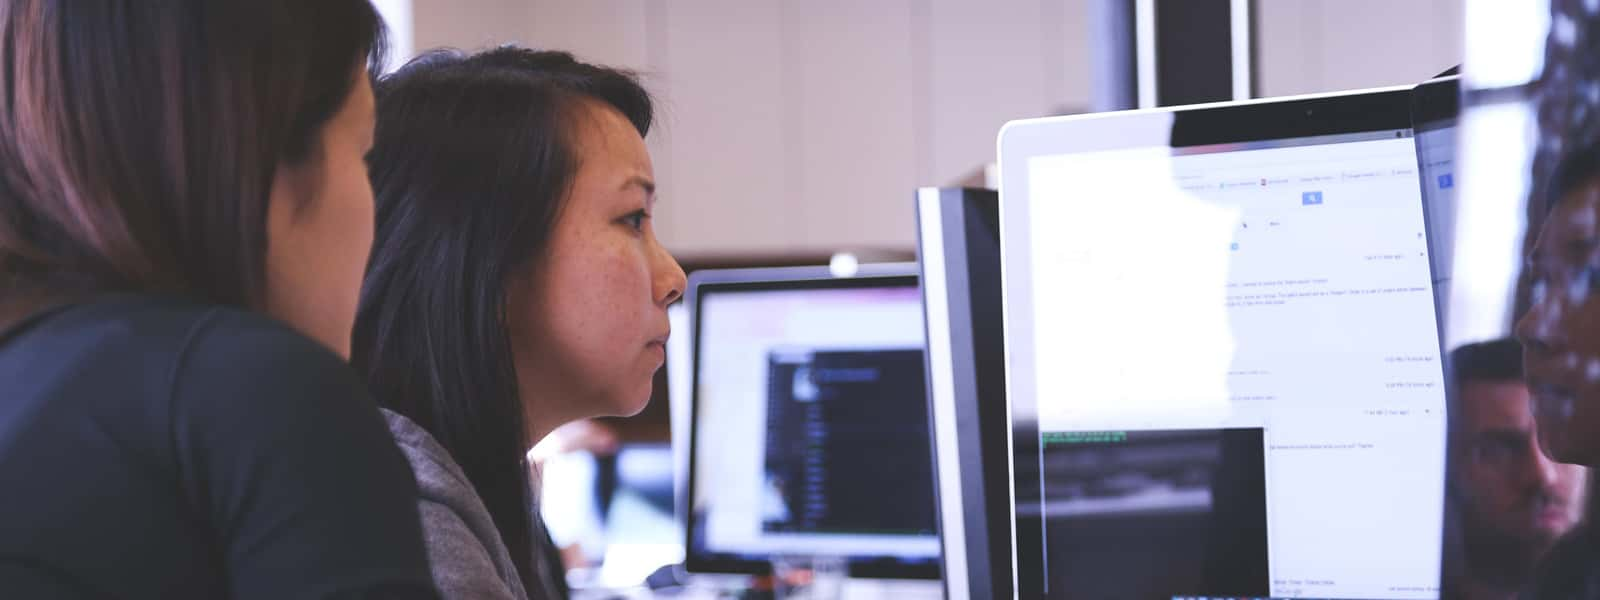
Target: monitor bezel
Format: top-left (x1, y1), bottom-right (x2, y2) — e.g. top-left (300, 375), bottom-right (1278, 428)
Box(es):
top-left (1410, 73), bottom-right (1463, 600)
top-left (1412, 75), bottom-right (1460, 134)
top-left (916, 187), bottom-right (1012, 600)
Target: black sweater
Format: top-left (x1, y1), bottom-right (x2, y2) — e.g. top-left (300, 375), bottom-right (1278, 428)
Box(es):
top-left (0, 294), bottom-right (437, 599)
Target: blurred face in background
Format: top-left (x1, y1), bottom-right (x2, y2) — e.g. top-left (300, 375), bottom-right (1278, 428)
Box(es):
top-left (1518, 179), bottom-right (1600, 466)
top-left (1454, 378), bottom-right (1588, 556)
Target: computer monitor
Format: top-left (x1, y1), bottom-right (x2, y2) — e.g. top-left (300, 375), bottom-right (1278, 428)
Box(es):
top-left (914, 187), bottom-right (1013, 600)
top-left (1412, 75), bottom-right (1458, 331)
top-left (998, 87), bottom-right (1450, 599)
top-left (669, 302), bottom-right (692, 543)
top-left (682, 264), bottom-right (941, 579)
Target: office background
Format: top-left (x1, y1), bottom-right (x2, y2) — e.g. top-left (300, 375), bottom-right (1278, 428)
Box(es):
top-left (372, 0), bottom-right (1463, 260)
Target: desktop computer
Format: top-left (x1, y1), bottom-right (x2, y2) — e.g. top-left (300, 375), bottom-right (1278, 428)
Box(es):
top-left (680, 264), bottom-right (941, 581)
top-left (915, 187), bottom-right (1014, 600)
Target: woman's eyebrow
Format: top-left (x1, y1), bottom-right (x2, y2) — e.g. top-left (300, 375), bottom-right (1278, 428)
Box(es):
top-left (621, 175), bottom-right (656, 196)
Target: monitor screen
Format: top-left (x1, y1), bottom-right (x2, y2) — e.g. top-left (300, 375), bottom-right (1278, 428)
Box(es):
top-left (1000, 89), bottom-right (1448, 599)
top-left (684, 271), bottom-right (940, 578)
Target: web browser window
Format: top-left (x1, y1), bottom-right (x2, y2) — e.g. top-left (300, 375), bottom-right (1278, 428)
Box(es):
top-left (1020, 131), bottom-right (1448, 599)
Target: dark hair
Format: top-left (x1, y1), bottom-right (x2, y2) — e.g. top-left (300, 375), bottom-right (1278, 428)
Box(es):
top-left (1450, 338), bottom-right (1524, 387)
top-left (353, 47), bottom-right (653, 589)
top-left (1546, 140), bottom-right (1600, 211)
top-left (0, 1), bottom-right (388, 320)
top-left (1447, 338), bottom-right (1525, 448)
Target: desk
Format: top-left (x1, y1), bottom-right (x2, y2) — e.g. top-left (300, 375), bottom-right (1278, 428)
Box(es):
top-left (573, 578), bottom-right (942, 600)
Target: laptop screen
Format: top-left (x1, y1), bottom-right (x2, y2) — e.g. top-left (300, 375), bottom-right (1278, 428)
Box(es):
top-left (999, 89), bottom-right (1448, 599)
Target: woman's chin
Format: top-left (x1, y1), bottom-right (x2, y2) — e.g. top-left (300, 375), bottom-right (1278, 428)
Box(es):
top-left (612, 387), bottom-right (653, 418)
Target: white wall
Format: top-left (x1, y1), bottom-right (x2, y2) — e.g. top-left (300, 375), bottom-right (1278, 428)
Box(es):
top-left (406, 0), bottom-right (1091, 258)
top-left (395, 0), bottom-right (1461, 257)
top-left (1255, 0), bottom-right (1463, 97)
top-left (370, 0), bottom-right (414, 72)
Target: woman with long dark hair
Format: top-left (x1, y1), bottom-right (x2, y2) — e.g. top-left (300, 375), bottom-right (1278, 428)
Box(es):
top-left (353, 47), bottom-right (686, 598)
top-left (0, 2), bottom-right (435, 597)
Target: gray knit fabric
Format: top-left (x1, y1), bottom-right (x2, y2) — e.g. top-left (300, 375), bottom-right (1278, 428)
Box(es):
top-left (384, 409), bottom-right (564, 600)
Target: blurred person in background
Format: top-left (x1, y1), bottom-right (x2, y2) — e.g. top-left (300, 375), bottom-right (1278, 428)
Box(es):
top-left (1517, 141), bottom-right (1600, 598)
top-left (529, 420), bottom-right (620, 572)
top-left (1443, 339), bottom-right (1587, 600)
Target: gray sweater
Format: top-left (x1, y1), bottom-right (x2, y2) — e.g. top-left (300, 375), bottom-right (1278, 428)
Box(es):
top-left (383, 409), bottom-right (565, 600)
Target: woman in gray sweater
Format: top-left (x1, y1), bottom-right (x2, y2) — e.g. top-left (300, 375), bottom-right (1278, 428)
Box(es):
top-left (351, 47), bottom-right (686, 599)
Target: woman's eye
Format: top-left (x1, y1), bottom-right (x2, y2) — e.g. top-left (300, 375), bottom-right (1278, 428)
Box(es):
top-left (621, 210), bottom-right (648, 232)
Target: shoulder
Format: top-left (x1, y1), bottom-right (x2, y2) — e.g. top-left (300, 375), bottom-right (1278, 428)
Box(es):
top-left (381, 409), bottom-right (503, 558)
top-left (6, 293), bottom-right (317, 353)
top-left (414, 498), bottom-right (527, 600)
top-left (7, 293), bottom-right (360, 399)
top-left (1528, 525), bottom-right (1600, 599)
top-left (383, 411), bottom-right (529, 600)
top-left (383, 409), bottom-right (478, 502)
top-left (1, 294), bottom-right (222, 380)
top-left (173, 303), bottom-right (358, 394)
top-left (157, 300), bottom-right (393, 479)
top-left (162, 302), bottom-right (377, 432)
top-left (382, 410), bottom-right (511, 566)
top-left (0, 294), bottom-right (352, 414)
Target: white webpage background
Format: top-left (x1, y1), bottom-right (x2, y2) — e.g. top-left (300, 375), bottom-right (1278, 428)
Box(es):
top-left (693, 286), bottom-right (937, 557)
top-left (1024, 137), bottom-right (1447, 599)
